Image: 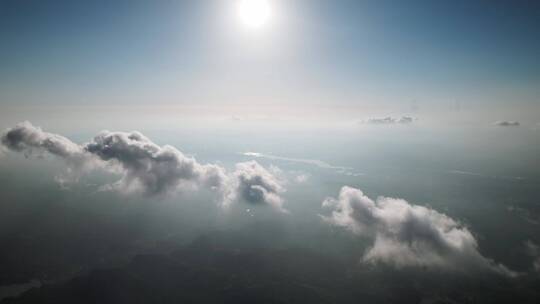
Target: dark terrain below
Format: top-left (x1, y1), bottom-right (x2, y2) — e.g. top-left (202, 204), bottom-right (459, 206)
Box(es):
top-left (2, 234), bottom-right (539, 304)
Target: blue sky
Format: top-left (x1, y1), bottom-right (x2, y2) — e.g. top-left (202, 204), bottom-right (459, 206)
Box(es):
top-left (1, 0), bottom-right (539, 114)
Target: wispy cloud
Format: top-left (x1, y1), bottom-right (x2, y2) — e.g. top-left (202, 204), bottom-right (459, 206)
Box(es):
top-left (242, 152), bottom-right (363, 176)
top-left (449, 170), bottom-right (524, 181)
top-left (525, 241), bottom-right (540, 272)
top-left (507, 205), bottom-right (540, 225)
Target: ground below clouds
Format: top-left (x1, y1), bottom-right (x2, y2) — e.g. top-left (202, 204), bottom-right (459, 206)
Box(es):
top-left (2, 234), bottom-right (539, 304)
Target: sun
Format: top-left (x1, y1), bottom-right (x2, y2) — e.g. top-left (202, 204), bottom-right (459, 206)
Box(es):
top-left (237, 0), bottom-right (271, 29)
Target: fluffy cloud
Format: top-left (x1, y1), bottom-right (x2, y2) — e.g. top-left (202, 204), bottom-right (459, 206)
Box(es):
top-left (493, 120), bottom-right (520, 127)
top-left (1, 122), bottom-right (285, 209)
top-left (322, 186), bottom-right (516, 276)
top-left (85, 130), bottom-right (227, 195)
top-left (223, 161), bottom-right (287, 212)
top-left (1, 121), bottom-right (94, 172)
top-left (361, 116), bottom-right (416, 125)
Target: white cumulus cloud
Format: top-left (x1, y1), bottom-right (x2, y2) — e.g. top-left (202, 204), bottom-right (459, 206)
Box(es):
top-left (1, 122), bottom-right (286, 210)
top-left (85, 130), bottom-right (227, 195)
top-left (0, 121), bottom-right (97, 181)
top-left (321, 186), bottom-right (516, 276)
top-left (223, 161), bottom-right (287, 212)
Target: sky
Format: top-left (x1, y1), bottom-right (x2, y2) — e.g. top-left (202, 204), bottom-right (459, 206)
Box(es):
top-left (1, 0), bottom-right (539, 120)
top-left (0, 1), bottom-right (540, 303)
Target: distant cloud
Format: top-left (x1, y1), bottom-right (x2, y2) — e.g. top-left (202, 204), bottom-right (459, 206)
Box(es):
top-left (1, 122), bottom-right (285, 210)
top-left (360, 116), bottom-right (416, 125)
top-left (493, 120), bottom-right (520, 127)
top-left (321, 186), bottom-right (517, 276)
top-left (223, 161), bottom-right (287, 212)
top-left (294, 173), bottom-right (310, 183)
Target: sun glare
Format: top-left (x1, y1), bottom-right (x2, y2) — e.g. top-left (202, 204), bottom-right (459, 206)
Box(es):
top-left (238, 0), bottom-right (271, 29)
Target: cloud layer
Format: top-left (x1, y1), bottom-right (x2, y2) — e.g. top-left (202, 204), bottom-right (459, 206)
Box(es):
top-left (322, 186), bottom-right (516, 276)
top-left (1, 122), bottom-right (285, 209)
